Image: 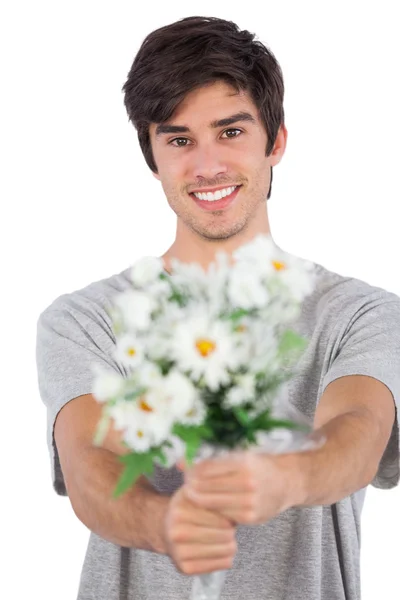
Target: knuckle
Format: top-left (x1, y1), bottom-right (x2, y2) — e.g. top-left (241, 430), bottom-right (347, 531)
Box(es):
top-left (224, 555), bottom-right (235, 569)
top-left (226, 529), bottom-right (236, 543)
top-left (168, 507), bottom-right (182, 525)
top-left (175, 560), bottom-right (188, 575)
top-left (244, 495), bottom-right (257, 511)
top-left (174, 546), bottom-right (190, 565)
top-left (169, 527), bottom-right (187, 544)
top-left (241, 508), bottom-right (257, 524)
top-left (228, 540), bottom-right (238, 556)
top-left (180, 561), bottom-right (197, 575)
top-left (244, 475), bottom-right (257, 492)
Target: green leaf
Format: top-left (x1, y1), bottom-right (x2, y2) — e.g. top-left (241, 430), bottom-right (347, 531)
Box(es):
top-left (265, 418), bottom-right (310, 432)
top-left (124, 387), bottom-right (148, 401)
top-left (278, 330), bottom-right (307, 356)
top-left (113, 452), bottom-right (154, 499)
top-left (254, 414), bottom-right (309, 433)
top-left (246, 429), bottom-right (257, 444)
top-left (233, 407), bottom-right (251, 427)
top-left (151, 447), bottom-right (168, 466)
top-left (227, 308), bottom-right (250, 321)
top-left (185, 437), bottom-right (201, 464)
top-left (171, 424), bottom-right (207, 464)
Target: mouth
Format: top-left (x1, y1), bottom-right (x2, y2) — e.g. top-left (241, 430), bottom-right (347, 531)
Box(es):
top-left (189, 185), bottom-right (242, 211)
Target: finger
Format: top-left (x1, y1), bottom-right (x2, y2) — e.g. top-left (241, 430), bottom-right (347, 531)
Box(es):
top-left (188, 457), bottom-right (243, 480)
top-left (176, 524), bottom-right (235, 545)
top-left (180, 540), bottom-right (236, 561)
top-left (182, 491), bottom-right (234, 529)
top-left (188, 475), bottom-right (255, 494)
top-left (186, 489), bottom-right (252, 512)
top-left (180, 556), bottom-right (235, 576)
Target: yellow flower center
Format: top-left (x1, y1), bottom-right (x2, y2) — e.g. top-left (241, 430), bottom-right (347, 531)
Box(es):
top-left (139, 398), bottom-right (153, 412)
top-left (272, 260), bottom-right (286, 271)
top-left (137, 430), bottom-right (144, 438)
top-left (195, 337), bottom-right (216, 357)
top-left (236, 324), bottom-right (247, 333)
top-left (127, 346), bottom-right (136, 357)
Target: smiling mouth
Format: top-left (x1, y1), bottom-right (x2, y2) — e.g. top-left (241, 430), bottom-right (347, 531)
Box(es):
top-left (189, 185), bottom-right (243, 211)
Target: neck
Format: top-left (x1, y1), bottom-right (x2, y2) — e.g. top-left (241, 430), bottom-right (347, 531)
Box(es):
top-left (161, 217), bottom-right (273, 274)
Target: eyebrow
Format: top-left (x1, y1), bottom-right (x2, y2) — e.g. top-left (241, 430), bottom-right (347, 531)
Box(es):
top-left (155, 111), bottom-right (256, 139)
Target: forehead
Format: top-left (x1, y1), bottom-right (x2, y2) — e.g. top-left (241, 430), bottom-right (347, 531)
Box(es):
top-left (149, 82), bottom-right (260, 138)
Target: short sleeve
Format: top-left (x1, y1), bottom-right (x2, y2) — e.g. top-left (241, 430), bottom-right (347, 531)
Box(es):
top-left (321, 291), bottom-right (400, 489)
top-left (35, 295), bottom-right (123, 496)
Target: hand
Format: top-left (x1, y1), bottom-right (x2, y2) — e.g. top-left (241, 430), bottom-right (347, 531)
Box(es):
top-left (163, 484), bottom-right (237, 576)
top-left (181, 451), bottom-right (303, 526)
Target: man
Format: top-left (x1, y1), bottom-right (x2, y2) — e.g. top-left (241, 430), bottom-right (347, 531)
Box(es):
top-left (36, 15), bottom-right (399, 600)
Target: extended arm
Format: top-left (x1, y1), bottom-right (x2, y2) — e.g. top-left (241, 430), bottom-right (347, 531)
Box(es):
top-left (298, 374), bottom-right (396, 506)
top-left (183, 375), bottom-right (396, 523)
top-left (55, 393), bottom-right (170, 553)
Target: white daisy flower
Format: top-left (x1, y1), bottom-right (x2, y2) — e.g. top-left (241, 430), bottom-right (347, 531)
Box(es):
top-left (114, 289), bottom-right (156, 332)
top-left (130, 256), bottom-right (164, 287)
top-left (278, 256), bottom-right (317, 301)
top-left (110, 394), bottom-right (172, 451)
top-left (146, 411), bottom-right (175, 446)
top-left (159, 434), bottom-right (186, 468)
top-left (223, 373), bottom-right (256, 409)
top-left (137, 361), bottom-right (163, 387)
top-left (109, 401), bottom-right (140, 431)
top-left (232, 236), bottom-right (314, 299)
top-left (114, 332), bottom-right (145, 369)
top-left (169, 258), bottom-right (209, 287)
top-left (166, 259), bottom-right (210, 307)
top-left (244, 322), bottom-right (280, 373)
top-left (178, 396), bottom-right (207, 426)
top-left (232, 234), bottom-right (277, 274)
top-left (91, 366), bottom-right (126, 403)
top-left (145, 331), bottom-right (172, 361)
top-left (145, 277), bottom-right (172, 303)
top-left (206, 251), bottom-right (231, 316)
top-left (170, 313), bottom-right (241, 391)
top-left (122, 422), bottom-right (153, 453)
top-left (163, 369), bottom-right (200, 420)
top-left (227, 264), bottom-right (270, 309)
top-left (133, 387), bottom-right (174, 443)
top-left (133, 373), bottom-right (200, 442)
top-left (259, 296), bottom-right (301, 327)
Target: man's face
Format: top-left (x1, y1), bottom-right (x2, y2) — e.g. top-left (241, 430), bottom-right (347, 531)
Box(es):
top-left (149, 80), bottom-right (287, 241)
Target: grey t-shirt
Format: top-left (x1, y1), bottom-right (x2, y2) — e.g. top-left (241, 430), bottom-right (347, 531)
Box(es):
top-left (35, 259), bottom-right (400, 600)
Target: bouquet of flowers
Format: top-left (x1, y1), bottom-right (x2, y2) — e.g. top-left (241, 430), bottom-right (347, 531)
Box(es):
top-left (91, 233), bottom-right (324, 600)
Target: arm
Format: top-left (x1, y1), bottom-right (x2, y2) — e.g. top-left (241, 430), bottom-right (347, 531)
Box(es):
top-left (297, 373), bottom-right (396, 506)
top-left (55, 393), bottom-right (170, 554)
top-left (183, 375), bottom-right (396, 523)
top-left (55, 393), bottom-right (238, 574)
top-left (69, 447), bottom-right (170, 553)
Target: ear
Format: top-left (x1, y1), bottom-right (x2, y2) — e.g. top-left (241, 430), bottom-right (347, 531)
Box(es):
top-left (152, 171), bottom-right (161, 181)
top-left (269, 124), bottom-right (288, 167)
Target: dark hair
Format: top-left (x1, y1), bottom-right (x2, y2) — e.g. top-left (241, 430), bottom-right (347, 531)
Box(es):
top-left (122, 16), bottom-right (285, 199)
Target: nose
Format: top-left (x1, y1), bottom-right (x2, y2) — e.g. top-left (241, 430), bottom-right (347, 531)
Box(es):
top-left (191, 145), bottom-right (229, 181)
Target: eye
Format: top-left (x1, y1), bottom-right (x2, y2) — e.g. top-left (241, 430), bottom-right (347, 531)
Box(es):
top-left (168, 128), bottom-right (243, 147)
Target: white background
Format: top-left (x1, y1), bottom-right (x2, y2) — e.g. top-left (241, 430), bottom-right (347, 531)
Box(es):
top-left (2, 1), bottom-right (399, 598)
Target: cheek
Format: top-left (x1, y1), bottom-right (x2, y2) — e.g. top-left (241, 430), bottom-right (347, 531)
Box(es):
top-left (159, 165), bottom-right (184, 191)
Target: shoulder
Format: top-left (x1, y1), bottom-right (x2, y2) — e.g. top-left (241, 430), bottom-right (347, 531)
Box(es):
top-left (303, 260), bottom-right (400, 325)
top-left (37, 265), bottom-right (134, 324)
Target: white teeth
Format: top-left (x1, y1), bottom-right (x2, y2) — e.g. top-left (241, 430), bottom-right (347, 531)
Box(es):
top-left (193, 186), bottom-right (238, 201)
